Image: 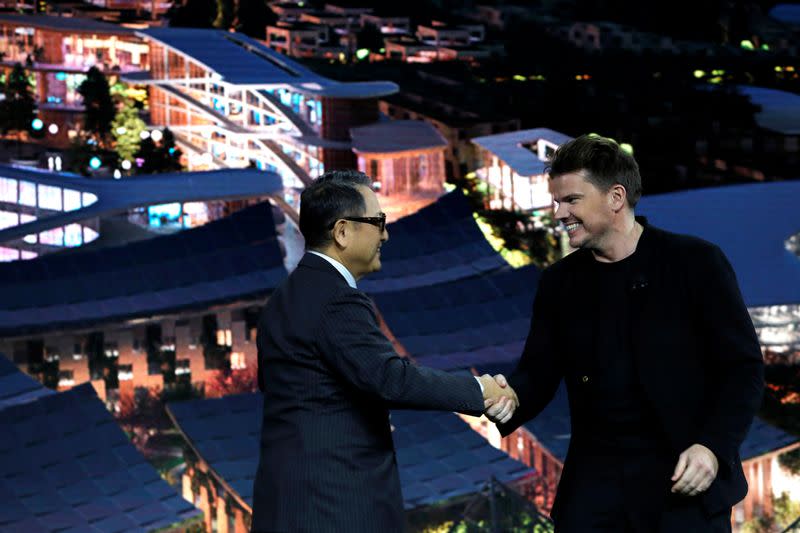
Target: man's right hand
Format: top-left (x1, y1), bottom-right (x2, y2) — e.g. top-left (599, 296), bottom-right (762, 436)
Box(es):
top-left (479, 374), bottom-right (518, 424)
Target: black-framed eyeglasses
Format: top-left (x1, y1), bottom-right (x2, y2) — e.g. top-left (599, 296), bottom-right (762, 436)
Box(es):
top-left (330, 212), bottom-right (387, 232)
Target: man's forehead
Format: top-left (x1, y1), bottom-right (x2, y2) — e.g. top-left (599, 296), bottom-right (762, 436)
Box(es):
top-left (357, 184), bottom-right (381, 212)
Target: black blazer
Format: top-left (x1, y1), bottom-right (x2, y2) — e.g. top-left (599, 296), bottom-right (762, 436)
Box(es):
top-left (499, 220), bottom-right (764, 518)
top-left (251, 253), bottom-right (485, 533)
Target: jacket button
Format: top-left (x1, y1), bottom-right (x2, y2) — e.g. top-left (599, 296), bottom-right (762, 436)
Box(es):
top-left (581, 375), bottom-right (590, 384)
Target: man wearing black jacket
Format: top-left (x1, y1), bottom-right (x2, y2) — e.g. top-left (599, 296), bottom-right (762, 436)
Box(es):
top-left (487, 135), bottom-right (764, 532)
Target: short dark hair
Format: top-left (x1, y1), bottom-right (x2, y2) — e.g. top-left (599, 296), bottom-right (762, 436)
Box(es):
top-left (299, 169), bottom-right (373, 249)
top-left (547, 134), bottom-right (642, 207)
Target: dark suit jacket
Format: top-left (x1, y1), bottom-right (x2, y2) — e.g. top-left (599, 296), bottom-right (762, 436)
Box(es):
top-left (499, 219), bottom-right (764, 519)
top-left (251, 253), bottom-right (485, 533)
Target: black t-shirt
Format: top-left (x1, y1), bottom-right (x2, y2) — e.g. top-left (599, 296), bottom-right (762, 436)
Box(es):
top-left (571, 235), bottom-right (664, 454)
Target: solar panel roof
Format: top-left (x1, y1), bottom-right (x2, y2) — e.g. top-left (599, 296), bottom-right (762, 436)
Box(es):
top-left (0, 383), bottom-right (200, 532)
top-left (0, 201), bottom-right (286, 336)
top-left (167, 392), bottom-right (532, 511)
top-left (0, 353), bottom-right (54, 411)
top-left (638, 180), bottom-right (800, 308)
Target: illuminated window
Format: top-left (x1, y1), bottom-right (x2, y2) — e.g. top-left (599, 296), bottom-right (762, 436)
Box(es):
top-left (0, 177), bottom-right (17, 203)
top-left (58, 370), bottom-right (75, 387)
top-left (45, 346), bottom-right (60, 362)
top-left (176, 359), bottom-right (191, 376)
top-left (63, 188), bottom-right (81, 211)
top-left (182, 202), bottom-right (209, 228)
top-left (39, 227), bottom-right (64, 246)
top-left (217, 329), bottom-right (233, 347)
top-left (118, 364), bottom-right (133, 381)
top-left (21, 214), bottom-right (36, 244)
top-left (148, 202), bottom-right (181, 227)
top-left (38, 184), bottom-right (62, 211)
top-left (21, 251), bottom-right (37, 260)
top-left (0, 247), bottom-right (20, 261)
top-left (19, 181), bottom-right (36, 206)
top-left (418, 154), bottom-right (428, 177)
top-left (64, 223), bottom-right (82, 247)
top-left (230, 351), bottom-right (246, 370)
top-left (83, 226), bottom-right (99, 243)
top-left (104, 342), bottom-right (119, 358)
top-left (0, 210), bottom-right (18, 230)
top-left (82, 192), bottom-right (98, 207)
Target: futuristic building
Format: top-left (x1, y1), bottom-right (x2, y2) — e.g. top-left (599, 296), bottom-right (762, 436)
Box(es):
top-left (0, 14), bottom-right (148, 147)
top-left (125, 28), bottom-right (399, 200)
top-left (472, 128), bottom-right (573, 212)
top-left (0, 164), bottom-right (284, 260)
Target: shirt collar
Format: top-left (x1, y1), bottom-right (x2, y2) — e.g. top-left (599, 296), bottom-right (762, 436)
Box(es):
top-left (308, 250), bottom-right (357, 289)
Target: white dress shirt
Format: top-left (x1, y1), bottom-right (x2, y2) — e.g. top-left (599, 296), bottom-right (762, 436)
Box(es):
top-left (309, 250), bottom-right (357, 289)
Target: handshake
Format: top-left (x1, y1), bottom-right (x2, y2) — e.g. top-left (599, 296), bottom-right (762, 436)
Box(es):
top-left (477, 374), bottom-right (518, 424)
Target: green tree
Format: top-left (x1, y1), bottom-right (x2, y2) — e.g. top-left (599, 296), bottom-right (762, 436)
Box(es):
top-left (111, 100), bottom-right (146, 162)
top-left (0, 63), bottom-right (36, 154)
top-left (78, 66), bottom-right (116, 146)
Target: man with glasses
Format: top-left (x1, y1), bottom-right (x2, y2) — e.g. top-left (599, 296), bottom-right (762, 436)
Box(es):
top-left (251, 169), bottom-right (516, 533)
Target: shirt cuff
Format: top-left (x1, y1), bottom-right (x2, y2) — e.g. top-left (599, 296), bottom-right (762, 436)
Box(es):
top-left (474, 376), bottom-right (484, 394)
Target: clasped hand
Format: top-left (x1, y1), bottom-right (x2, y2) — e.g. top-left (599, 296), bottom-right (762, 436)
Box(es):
top-left (478, 374), bottom-right (518, 424)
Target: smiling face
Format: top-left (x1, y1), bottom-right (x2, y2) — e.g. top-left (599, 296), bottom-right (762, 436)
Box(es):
top-left (341, 185), bottom-right (388, 279)
top-left (549, 169), bottom-right (620, 253)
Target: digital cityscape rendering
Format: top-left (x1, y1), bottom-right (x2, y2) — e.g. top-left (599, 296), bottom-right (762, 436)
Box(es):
top-left (0, 1), bottom-right (799, 532)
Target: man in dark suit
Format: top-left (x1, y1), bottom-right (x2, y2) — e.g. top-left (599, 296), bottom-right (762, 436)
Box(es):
top-left (486, 135), bottom-right (764, 532)
top-left (251, 169), bottom-right (517, 533)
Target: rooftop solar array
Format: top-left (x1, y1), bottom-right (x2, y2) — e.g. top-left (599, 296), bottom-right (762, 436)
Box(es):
top-left (0, 353), bottom-right (54, 411)
top-left (768, 4), bottom-right (800, 26)
top-left (350, 120), bottom-right (448, 154)
top-left (737, 86), bottom-right (800, 135)
top-left (0, 14), bottom-right (134, 34)
top-left (471, 128), bottom-right (573, 177)
top-left (391, 409), bottom-right (531, 508)
top-left (167, 392), bottom-right (532, 511)
top-left (0, 202), bottom-right (286, 336)
top-left (0, 383), bottom-right (200, 532)
top-left (361, 191), bottom-right (508, 293)
top-left (637, 180), bottom-right (800, 308)
top-left (0, 190), bottom-right (502, 336)
top-left (139, 29), bottom-right (397, 98)
top-left (142, 29), bottom-right (312, 86)
top-left (373, 265), bottom-right (540, 370)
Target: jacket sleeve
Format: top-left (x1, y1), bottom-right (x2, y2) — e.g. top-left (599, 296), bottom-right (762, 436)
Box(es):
top-left (317, 288), bottom-right (485, 416)
top-left (693, 244), bottom-right (764, 473)
top-left (497, 268), bottom-right (564, 437)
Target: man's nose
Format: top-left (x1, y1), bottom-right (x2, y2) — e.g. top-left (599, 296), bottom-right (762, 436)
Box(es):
top-left (382, 227), bottom-right (389, 242)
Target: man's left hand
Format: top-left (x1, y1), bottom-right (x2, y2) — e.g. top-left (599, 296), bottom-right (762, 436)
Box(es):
top-left (671, 444), bottom-right (719, 496)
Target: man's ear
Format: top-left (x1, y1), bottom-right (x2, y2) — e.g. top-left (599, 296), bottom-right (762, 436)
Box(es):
top-left (609, 184), bottom-right (627, 212)
top-left (331, 219), bottom-right (349, 248)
